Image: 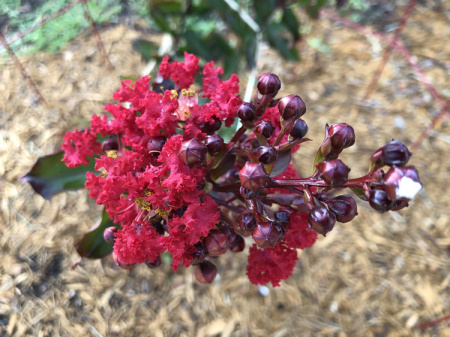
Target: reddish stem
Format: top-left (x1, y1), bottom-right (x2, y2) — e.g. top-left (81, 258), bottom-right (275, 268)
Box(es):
top-left (271, 175), bottom-right (379, 189)
top-left (418, 314), bottom-right (450, 330)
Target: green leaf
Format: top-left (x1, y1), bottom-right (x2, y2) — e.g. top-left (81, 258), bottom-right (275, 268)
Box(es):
top-left (132, 38), bottom-right (159, 62)
top-left (75, 208), bottom-right (120, 259)
top-left (349, 187), bottom-right (368, 201)
top-left (264, 21), bottom-right (299, 61)
top-left (281, 7), bottom-right (301, 42)
top-left (21, 152), bottom-right (95, 200)
top-left (312, 147), bottom-right (325, 174)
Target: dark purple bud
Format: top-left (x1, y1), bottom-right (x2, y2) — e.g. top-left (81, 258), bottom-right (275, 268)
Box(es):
top-left (237, 211), bottom-right (257, 231)
top-left (242, 137), bottom-right (261, 151)
top-left (383, 166), bottom-right (422, 202)
top-left (328, 123), bottom-right (355, 150)
top-left (278, 94), bottom-right (306, 120)
top-left (257, 146), bottom-right (278, 164)
top-left (257, 73), bottom-right (281, 96)
top-left (204, 134), bottom-right (224, 154)
top-left (390, 199), bottom-right (409, 211)
top-left (252, 222), bottom-right (285, 248)
top-left (239, 162), bottom-right (272, 192)
top-left (255, 121), bottom-right (276, 139)
top-left (179, 138), bottom-right (207, 166)
top-left (229, 235), bottom-right (245, 252)
top-left (145, 254), bottom-right (162, 268)
top-left (308, 205), bottom-right (336, 236)
top-left (195, 260), bottom-right (217, 283)
top-left (237, 103), bottom-right (256, 121)
top-left (102, 138), bottom-right (118, 152)
top-left (103, 226), bottom-right (118, 244)
top-left (328, 195), bottom-right (358, 223)
top-left (290, 119), bottom-right (308, 139)
top-left (199, 116), bottom-right (221, 135)
top-left (274, 211), bottom-right (290, 223)
top-left (204, 228), bottom-right (234, 256)
top-left (316, 159), bottom-right (350, 186)
top-left (147, 136), bottom-right (166, 157)
top-left (191, 242), bottom-right (208, 264)
top-left (368, 188), bottom-right (395, 213)
top-left (112, 252), bottom-right (134, 270)
top-left (381, 140), bottom-right (412, 166)
top-left (240, 187), bottom-right (258, 199)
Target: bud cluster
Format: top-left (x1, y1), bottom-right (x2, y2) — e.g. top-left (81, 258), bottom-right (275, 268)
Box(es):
top-left (54, 54), bottom-right (422, 287)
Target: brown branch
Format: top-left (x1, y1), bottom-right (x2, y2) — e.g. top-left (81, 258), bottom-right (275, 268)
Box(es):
top-left (362, 0), bottom-right (417, 101)
top-left (0, 31), bottom-right (47, 106)
top-left (81, 1), bottom-right (113, 68)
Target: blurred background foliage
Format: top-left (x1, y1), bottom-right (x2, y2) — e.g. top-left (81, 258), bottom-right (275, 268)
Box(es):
top-left (1, 0), bottom-right (379, 76)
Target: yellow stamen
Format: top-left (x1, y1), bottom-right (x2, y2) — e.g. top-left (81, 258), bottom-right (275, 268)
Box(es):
top-left (181, 89), bottom-right (196, 97)
top-left (106, 150), bottom-right (118, 159)
top-left (135, 197), bottom-right (151, 211)
top-left (143, 189), bottom-right (153, 197)
top-left (170, 90), bottom-right (178, 99)
top-left (155, 208), bottom-right (170, 217)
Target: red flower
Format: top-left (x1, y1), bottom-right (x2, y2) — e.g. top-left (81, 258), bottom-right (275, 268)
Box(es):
top-left (246, 243), bottom-right (298, 287)
top-left (284, 212), bottom-right (317, 249)
top-left (159, 52), bottom-right (199, 89)
top-left (61, 129), bottom-right (101, 167)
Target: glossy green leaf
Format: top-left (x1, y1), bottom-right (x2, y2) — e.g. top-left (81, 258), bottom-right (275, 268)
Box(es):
top-left (21, 152), bottom-right (95, 200)
top-left (75, 208), bottom-right (120, 259)
top-left (350, 187), bottom-right (368, 201)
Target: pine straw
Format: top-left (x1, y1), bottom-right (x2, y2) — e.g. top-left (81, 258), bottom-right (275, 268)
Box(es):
top-left (0, 4), bottom-right (449, 337)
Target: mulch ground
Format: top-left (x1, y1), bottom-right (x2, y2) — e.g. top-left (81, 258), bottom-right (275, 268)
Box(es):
top-left (0, 3), bottom-right (449, 336)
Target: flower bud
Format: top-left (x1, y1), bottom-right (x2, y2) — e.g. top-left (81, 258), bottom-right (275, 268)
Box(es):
top-left (179, 138), bottom-right (207, 166)
top-left (237, 103), bottom-right (256, 121)
top-left (381, 140), bottom-right (412, 166)
top-left (229, 234), bottom-right (245, 252)
top-left (316, 159), bottom-right (350, 186)
top-left (290, 119), bottom-right (308, 139)
top-left (274, 211), bottom-right (290, 224)
top-left (383, 166), bottom-right (422, 201)
top-left (112, 252), bottom-right (134, 270)
top-left (328, 195), bottom-right (358, 223)
top-left (191, 242), bottom-right (208, 265)
top-left (195, 260), bottom-right (217, 283)
top-left (255, 121), bottom-right (275, 139)
top-left (239, 162), bottom-right (272, 192)
top-left (237, 211), bottom-right (257, 231)
top-left (257, 146), bottom-right (278, 164)
top-left (204, 228), bottom-right (234, 256)
top-left (199, 116), bottom-right (221, 135)
top-left (278, 94), bottom-right (306, 120)
top-left (368, 188), bottom-right (395, 213)
top-left (103, 226), bottom-right (118, 244)
top-left (145, 254), bottom-right (162, 268)
top-left (252, 222), bottom-right (285, 248)
top-left (328, 123), bottom-right (355, 150)
top-left (308, 205), bottom-right (336, 236)
top-left (257, 73), bottom-right (281, 96)
top-left (102, 138), bottom-right (118, 152)
top-left (147, 136), bottom-right (166, 157)
top-left (204, 134), bottom-right (224, 154)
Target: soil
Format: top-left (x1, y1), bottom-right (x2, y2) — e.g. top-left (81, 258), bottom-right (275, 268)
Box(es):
top-left (0, 2), bottom-right (449, 336)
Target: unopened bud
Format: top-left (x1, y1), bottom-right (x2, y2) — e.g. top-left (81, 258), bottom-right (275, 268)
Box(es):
top-left (368, 188), bottom-right (395, 213)
top-left (290, 119), bottom-right (308, 139)
top-left (328, 123), bottom-right (355, 150)
top-left (229, 234), bottom-right (245, 252)
top-left (205, 134), bottom-right (224, 154)
top-left (381, 140), bottom-right (412, 167)
top-left (257, 146), bottom-right (278, 164)
top-left (147, 136), bottom-right (166, 157)
top-left (383, 166), bottom-right (422, 201)
top-left (278, 94), bottom-right (306, 120)
top-left (103, 226), bottom-right (118, 244)
top-left (237, 211), bottom-right (257, 231)
top-left (255, 121), bottom-right (275, 139)
top-left (316, 159), bottom-right (350, 186)
top-left (252, 222), bottom-right (285, 248)
top-left (274, 211), bottom-right (290, 223)
top-left (257, 73), bottom-right (281, 96)
top-left (328, 195), bottom-right (358, 223)
top-left (204, 228), bottom-right (234, 256)
top-left (308, 205), bottom-right (336, 236)
top-left (179, 138), bottom-right (207, 166)
top-left (239, 162), bottom-right (272, 192)
top-left (195, 260), bottom-right (217, 283)
top-left (112, 252), bottom-right (134, 270)
top-left (145, 254), bottom-right (162, 268)
top-left (102, 138), bottom-right (118, 152)
top-left (199, 116), bottom-right (221, 135)
top-left (192, 242), bottom-right (208, 265)
top-left (237, 103), bottom-right (256, 121)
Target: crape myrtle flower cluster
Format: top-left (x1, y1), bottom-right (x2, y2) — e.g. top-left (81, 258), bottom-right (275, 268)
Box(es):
top-left (61, 53), bottom-right (422, 286)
